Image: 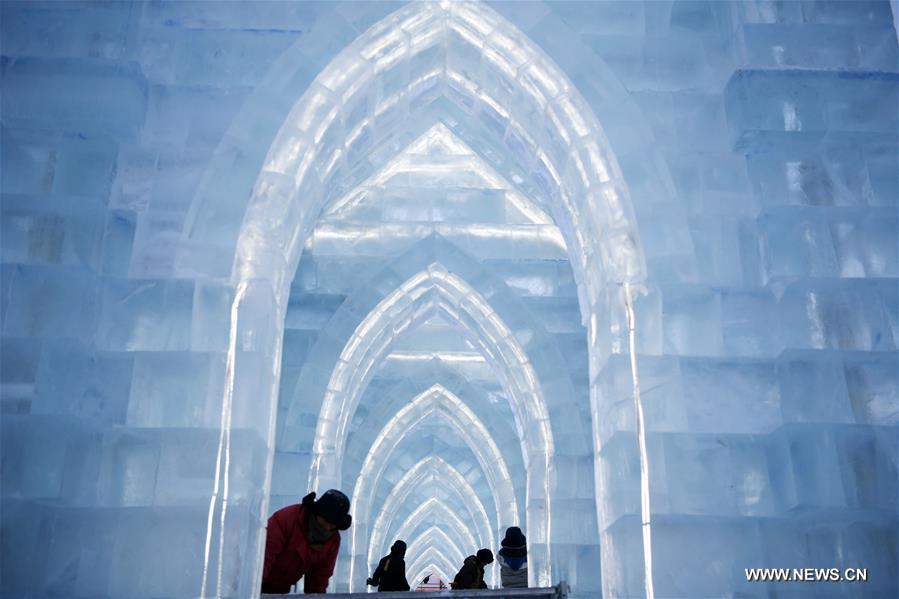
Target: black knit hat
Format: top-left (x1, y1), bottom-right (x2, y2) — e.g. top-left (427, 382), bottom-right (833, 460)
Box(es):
top-left (307, 489), bottom-right (352, 531)
top-left (501, 526), bottom-right (526, 548)
top-left (391, 540), bottom-right (407, 555)
top-left (476, 548), bottom-right (494, 564)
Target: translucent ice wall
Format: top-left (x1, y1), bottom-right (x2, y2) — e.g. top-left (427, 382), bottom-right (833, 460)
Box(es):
top-left (2, 2), bottom-right (897, 598)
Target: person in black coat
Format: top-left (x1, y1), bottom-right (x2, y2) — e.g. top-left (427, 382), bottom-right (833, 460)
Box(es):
top-left (451, 548), bottom-right (493, 589)
top-left (367, 540), bottom-right (411, 592)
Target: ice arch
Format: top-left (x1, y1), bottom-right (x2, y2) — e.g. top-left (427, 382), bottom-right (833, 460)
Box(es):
top-left (302, 260), bottom-right (552, 485)
top-left (393, 499), bottom-right (499, 586)
top-left (408, 533), bottom-right (467, 585)
top-left (348, 383), bottom-right (518, 590)
top-left (368, 456), bottom-right (494, 567)
top-left (407, 525), bottom-right (467, 566)
top-left (345, 365), bottom-right (526, 517)
top-left (347, 425), bottom-right (506, 589)
top-left (393, 499), bottom-right (480, 558)
top-left (350, 383), bottom-right (516, 514)
top-left (348, 376), bottom-right (518, 592)
top-left (282, 235), bottom-right (576, 588)
top-left (184, 0), bottom-right (646, 295)
top-left (184, 1), bottom-right (650, 594)
top-left (285, 233), bottom-right (581, 464)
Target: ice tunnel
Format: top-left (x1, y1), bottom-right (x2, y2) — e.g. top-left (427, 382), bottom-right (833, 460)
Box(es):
top-left (1, 1), bottom-right (897, 598)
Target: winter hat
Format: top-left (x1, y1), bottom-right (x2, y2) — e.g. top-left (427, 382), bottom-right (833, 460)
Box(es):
top-left (306, 489), bottom-right (352, 531)
top-left (476, 549), bottom-right (494, 564)
top-left (391, 540), bottom-right (407, 555)
top-left (501, 526), bottom-right (526, 548)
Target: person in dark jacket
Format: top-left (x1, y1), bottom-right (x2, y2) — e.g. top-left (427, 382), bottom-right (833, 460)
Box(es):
top-left (497, 526), bottom-right (527, 588)
top-left (367, 539), bottom-right (411, 591)
top-left (261, 489), bottom-right (352, 594)
top-left (451, 548), bottom-right (493, 589)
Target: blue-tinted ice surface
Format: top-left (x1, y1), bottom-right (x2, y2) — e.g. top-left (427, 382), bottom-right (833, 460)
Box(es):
top-left (1, 1), bottom-right (896, 597)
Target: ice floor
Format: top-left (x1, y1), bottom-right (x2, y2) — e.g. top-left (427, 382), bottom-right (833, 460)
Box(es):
top-left (1, 1), bottom-right (897, 598)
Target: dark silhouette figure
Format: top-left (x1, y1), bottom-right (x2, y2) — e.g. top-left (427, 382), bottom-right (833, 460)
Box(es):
top-left (367, 540), bottom-right (411, 591)
top-left (261, 490), bottom-right (352, 594)
top-left (451, 548), bottom-right (493, 589)
top-left (497, 526), bottom-right (528, 588)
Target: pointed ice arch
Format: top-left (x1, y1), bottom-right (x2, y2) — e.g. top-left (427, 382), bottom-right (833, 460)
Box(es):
top-left (388, 493), bottom-right (480, 558)
top-left (298, 263), bottom-right (554, 468)
top-left (344, 364), bottom-right (526, 514)
top-left (350, 383), bottom-right (517, 514)
top-left (191, 0), bottom-right (648, 298)
top-left (346, 383), bottom-right (518, 591)
top-left (283, 235), bottom-right (583, 463)
top-left (406, 526), bottom-right (467, 574)
top-left (185, 1), bottom-right (652, 594)
top-left (278, 235), bottom-right (585, 589)
top-left (368, 456), bottom-right (495, 568)
top-left (393, 499), bottom-right (499, 586)
top-left (299, 260), bottom-right (552, 575)
top-left (353, 369), bottom-right (516, 592)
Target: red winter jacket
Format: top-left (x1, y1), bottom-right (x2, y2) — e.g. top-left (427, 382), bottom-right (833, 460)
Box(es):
top-left (262, 502), bottom-right (341, 594)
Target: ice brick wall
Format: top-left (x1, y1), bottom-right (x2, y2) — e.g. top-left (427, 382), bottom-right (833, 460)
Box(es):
top-left (1, 1), bottom-right (896, 598)
top-left (1, 2), bottom-right (343, 596)
top-left (520, 2), bottom-right (897, 597)
top-left (537, 2), bottom-right (897, 597)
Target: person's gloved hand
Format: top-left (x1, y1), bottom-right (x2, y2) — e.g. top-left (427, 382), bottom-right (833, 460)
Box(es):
top-left (367, 578), bottom-right (375, 586)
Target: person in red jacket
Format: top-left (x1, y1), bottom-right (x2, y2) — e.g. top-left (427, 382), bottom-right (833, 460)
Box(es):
top-left (261, 489), bottom-right (352, 594)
